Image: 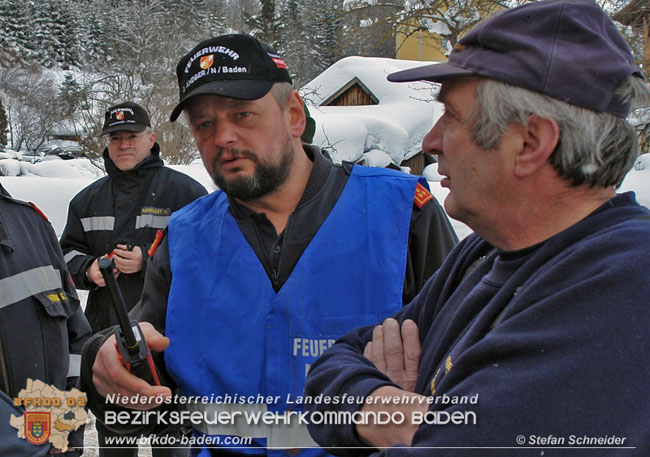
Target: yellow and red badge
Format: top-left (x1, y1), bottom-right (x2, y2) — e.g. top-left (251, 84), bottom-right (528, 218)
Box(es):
top-left (200, 55), bottom-right (214, 70)
top-left (24, 412), bottom-right (51, 445)
top-left (116, 111), bottom-right (125, 120)
top-left (414, 182), bottom-right (434, 208)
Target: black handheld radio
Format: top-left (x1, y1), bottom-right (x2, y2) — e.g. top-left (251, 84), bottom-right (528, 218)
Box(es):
top-left (98, 257), bottom-right (161, 386)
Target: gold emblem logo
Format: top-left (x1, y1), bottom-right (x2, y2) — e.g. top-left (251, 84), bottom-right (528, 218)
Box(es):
top-left (200, 55), bottom-right (214, 70)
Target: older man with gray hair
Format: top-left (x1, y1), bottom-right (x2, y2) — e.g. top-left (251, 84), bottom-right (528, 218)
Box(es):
top-left (304, 0), bottom-right (650, 454)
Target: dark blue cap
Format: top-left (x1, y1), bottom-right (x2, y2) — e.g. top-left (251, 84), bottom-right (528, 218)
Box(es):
top-left (388, 0), bottom-right (642, 117)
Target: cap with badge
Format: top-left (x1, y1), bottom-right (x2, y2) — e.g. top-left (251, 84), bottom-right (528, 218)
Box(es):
top-left (101, 102), bottom-right (151, 136)
top-left (387, 0), bottom-right (643, 118)
top-left (170, 34), bottom-right (292, 122)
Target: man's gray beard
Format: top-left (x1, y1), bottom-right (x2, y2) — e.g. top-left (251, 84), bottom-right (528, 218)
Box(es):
top-left (210, 141), bottom-right (294, 201)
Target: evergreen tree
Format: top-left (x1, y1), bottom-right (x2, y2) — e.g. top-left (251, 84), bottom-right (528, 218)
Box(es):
top-left (0, 1), bottom-right (15, 52)
top-left (201, 0), bottom-right (228, 38)
top-left (24, 2), bottom-right (47, 64)
top-left (245, 0), bottom-right (283, 49)
top-left (57, 3), bottom-right (82, 67)
top-left (310, 0), bottom-right (346, 73)
top-left (59, 72), bottom-right (86, 117)
top-left (79, 0), bottom-right (113, 65)
top-left (280, 0), bottom-right (314, 87)
top-left (1, 1), bottom-right (31, 61)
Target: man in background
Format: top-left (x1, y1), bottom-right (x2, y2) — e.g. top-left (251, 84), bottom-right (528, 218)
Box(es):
top-left (61, 101), bottom-right (206, 456)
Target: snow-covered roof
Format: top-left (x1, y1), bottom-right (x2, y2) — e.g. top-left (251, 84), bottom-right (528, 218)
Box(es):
top-left (300, 56), bottom-right (444, 166)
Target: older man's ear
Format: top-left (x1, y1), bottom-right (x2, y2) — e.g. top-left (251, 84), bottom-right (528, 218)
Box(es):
top-left (513, 114), bottom-right (560, 179)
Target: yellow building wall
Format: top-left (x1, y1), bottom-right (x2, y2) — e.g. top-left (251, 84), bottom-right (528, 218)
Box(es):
top-left (396, 26), bottom-right (447, 62)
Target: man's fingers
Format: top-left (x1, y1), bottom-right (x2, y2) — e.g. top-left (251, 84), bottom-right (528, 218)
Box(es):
top-left (382, 318), bottom-right (406, 380)
top-left (139, 322), bottom-right (170, 352)
top-left (87, 259), bottom-right (106, 287)
top-left (370, 325), bottom-right (387, 373)
top-left (139, 384), bottom-right (173, 401)
top-left (93, 329), bottom-right (171, 410)
top-left (112, 246), bottom-right (143, 274)
top-left (401, 320), bottom-right (421, 390)
top-left (366, 319), bottom-right (421, 391)
top-left (363, 341), bottom-right (373, 360)
top-left (112, 255), bottom-right (133, 273)
top-left (93, 335), bottom-right (150, 395)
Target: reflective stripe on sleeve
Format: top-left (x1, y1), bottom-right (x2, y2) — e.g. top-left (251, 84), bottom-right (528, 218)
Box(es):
top-left (63, 250), bottom-right (87, 263)
top-left (67, 354), bottom-right (81, 378)
top-left (187, 403), bottom-right (318, 448)
top-left (80, 216), bottom-right (114, 232)
top-left (0, 266), bottom-right (62, 309)
top-left (135, 214), bottom-right (170, 230)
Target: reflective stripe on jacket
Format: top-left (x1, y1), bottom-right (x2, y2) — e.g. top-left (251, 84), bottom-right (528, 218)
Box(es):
top-left (59, 145), bottom-right (207, 332)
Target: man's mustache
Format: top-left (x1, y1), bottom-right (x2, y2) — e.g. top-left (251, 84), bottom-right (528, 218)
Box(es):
top-left (211, 148), bottom-right (258, 170)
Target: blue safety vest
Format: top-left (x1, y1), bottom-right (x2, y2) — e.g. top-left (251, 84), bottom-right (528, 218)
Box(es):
top-left (165, 166), bottom-right (421, 455)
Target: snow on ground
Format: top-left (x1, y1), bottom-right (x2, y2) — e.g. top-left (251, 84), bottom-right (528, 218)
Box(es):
top-left (3, 176), bottom-right (97, 237)
top-left (2, 155), bottom-right (650, 241)
top-left (0, 158), bottom-right (217, 237)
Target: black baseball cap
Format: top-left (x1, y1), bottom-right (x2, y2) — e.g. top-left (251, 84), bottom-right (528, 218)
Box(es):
top-left (101, 102), bottom-right (151, 135)
top-left (388, 0), bottom-right (642, 118)
top-left (170, 34), bottom-right (293, 122)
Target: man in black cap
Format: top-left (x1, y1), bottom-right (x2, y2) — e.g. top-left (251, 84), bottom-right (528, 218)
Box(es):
top-left (81, 34), bottom-right (458, 454)
top-left (299, 0), bottom-right (650, 454)
top-left (60, 101), bottom-right (206, 456)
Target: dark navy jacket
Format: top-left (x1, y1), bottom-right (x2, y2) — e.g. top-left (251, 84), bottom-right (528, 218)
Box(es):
top-left (305, 192), bottom-right (650, 456)
top-left (0, 183), bottom-right (92, 456)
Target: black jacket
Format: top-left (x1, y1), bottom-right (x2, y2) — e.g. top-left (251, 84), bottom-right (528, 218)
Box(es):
top-left (0, 183), bottom-right (92, 456)
top-left (59, 144), bottom-right (207, 333)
